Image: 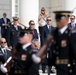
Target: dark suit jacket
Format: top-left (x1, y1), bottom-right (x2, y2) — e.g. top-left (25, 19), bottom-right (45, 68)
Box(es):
top-left (0, 18), bottom-right (10, 34)
top-left (68, 22), bottom-right (76, 29)
top-left (8, 25), bottom-right (22, 48)
top-left (0, 47), bottom-right (11, 75)
top-left (39, 25), bottom-right (55, 65)
top-left (28, 27), bottom-right (38, 40)
top-left (39, 25), bottom-right (55, 46)
top-left (0, 47), bottom-right (11, 62)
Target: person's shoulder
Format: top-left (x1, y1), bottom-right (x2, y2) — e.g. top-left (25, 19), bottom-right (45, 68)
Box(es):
top-left (9, 25), bottom-right (14, 30)
top-left (34, 29), bottom-right (37, 31)
top-left (71, 29), bottom-right (76, 34)
top-left (67, 27), bottom-right (76, 35)
top-left (18, 25), bottom-right (22, 29)
top-left (10, 25), bottom-right (14, 27)
top-left (43, 24), bottom-right (47, 28)
top-left (6, 18), bottom-right (10, 20)
top-left (0, 18), bottom-right (3, 19)
top-left (52, 27), bottom-right (58, 33)
top-left (51, 25), bottom-right (56, 29)
top-left (0, 18), bottom-right (3, 21)
top-left (68, 23), bottom-right (71, 26)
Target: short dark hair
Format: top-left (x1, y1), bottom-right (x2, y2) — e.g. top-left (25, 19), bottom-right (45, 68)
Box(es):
top-left (29, 20), bottom-right (34, 25)
top-left (70, 15), bottom-right (75, 18)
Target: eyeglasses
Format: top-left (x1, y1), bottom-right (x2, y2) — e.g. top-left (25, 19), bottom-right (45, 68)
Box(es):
top-left (1, 42), bottom-right (6, 44)
top-left (41, 10), bottom-right (45, 11)
top-left (47, 19), bottom-right (51, 21)
top-left (30, 24), bottom-right (35, 25)
top-left (71, 18), bottom-right (75, 20)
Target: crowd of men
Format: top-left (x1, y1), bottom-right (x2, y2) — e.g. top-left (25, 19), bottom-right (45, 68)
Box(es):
top-left (0, 7), bottom-right (76, 75)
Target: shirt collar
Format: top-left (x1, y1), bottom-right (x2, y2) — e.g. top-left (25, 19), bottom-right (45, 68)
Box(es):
top-left (71, 22), bottom-right (75, 26)
top-left (22, 43), bottom-right (32, 49)
top-left (47, 25), bottom-right (51, 28)
top-left (59, 25), bottom-right (68, 34)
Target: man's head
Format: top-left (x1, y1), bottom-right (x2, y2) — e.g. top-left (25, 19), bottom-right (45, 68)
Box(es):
top-left (46, 16), bottom-right (52, 25)
top-left (19, 29), bottom-right (33, 45)
top-left (41, 7), bottom-right (46, 15)
top-left (29, 20), bottom-right (35, 30)
top-left (3, 13), bottom-right (7, 18)
top-left (0, 38), bottom-right (7, 48)
top-left (13, 17), bottom-right (19, 25)
top-left (70, 15), bottom-right (75, 23)
top-left (53, 11), bottom-right (73, 29)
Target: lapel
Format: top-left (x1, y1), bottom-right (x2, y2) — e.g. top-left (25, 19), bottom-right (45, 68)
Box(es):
top-left (24, 45), bottom-right (32, 54)
top-left (0, 47), bottom-right (3, 54)
top-left (63, 28), bottom-right (69, 35)
top-left (68, 23), bottom-right (72, 28)
top-left (45, 25), bottom-right (49, 32)
top-left (51, 26), bottom-right (53, 32)
top-left (2, 18), bottom-right (8, 23)
top-left (75, 23), bottom-right (76, 28)
top-left (13, 25), bottom-right (18, 31)
top-left (2, 18), bottom-right (5, 23)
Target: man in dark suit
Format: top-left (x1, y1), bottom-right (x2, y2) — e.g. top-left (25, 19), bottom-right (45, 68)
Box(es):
top-left (68, 15), bottom-right (76, 29)
top-left (41, 16), bottom-right (55, 46)
top-left (0, 13), bottom-right (11, 39)
top-left (28, 20), bottom-right (38, 40)
top-left (0, 38), bottom-right (11, 75)
top-left (39, 16), bottom-right (55, 73)
top-left (8, 17), bottom-right (22, 49)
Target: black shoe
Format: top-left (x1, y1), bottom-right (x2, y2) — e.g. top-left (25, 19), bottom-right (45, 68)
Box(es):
top-left (42, 71), bottom-right (45, 73)
top-left (50, 70), bottom-right (55, 73)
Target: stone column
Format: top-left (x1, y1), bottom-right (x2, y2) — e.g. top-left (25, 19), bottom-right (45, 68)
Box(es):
top-left (19, 0), bottom-right (39, 28)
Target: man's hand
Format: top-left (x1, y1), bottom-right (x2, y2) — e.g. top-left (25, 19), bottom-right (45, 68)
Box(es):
top-left (2, 24), bottom-right (8, 26)
top-left (0, 64), bottom-right (8, 73)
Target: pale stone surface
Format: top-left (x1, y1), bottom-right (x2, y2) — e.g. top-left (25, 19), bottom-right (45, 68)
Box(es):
top-left (19, 0), bottom-right (39, 28)
top-left (0, 0), bottom-right (12, 19)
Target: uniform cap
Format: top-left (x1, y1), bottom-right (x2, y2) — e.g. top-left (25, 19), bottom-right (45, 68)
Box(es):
top-left (13, 16), bottom-right (19, 21)
top-left (53, 10), bottom-right (73, 20)
top-left (19, 29), bottom-right (33, 37)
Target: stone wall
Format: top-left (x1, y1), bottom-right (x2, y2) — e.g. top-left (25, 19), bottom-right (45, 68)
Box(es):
top-left (0, 0), bottom-right (12, 19)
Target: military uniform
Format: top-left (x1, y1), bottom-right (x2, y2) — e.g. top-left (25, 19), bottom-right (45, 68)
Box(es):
top-left (7, 17), bottom-right (22, 48)
top-left (48, 11), bottom-right (76, 75)
top-left (8, 25), bottom-right (22, 48)
top-left (9, 29), bottom-right (39, 75)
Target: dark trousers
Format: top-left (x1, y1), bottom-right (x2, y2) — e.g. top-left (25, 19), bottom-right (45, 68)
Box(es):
top-left (0, 71), bottom-right (6, 75)
top-left (42, 64), bottom-right (46, 73)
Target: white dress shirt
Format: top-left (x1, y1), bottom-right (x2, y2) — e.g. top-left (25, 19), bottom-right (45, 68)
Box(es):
top-left (22, 43), bottom-right (32, 50)
top-left (1, 48), bottom-right (6, 54)
top-left (59, 25), bottom-right (68, 34)
top-left (3, 18), bottom-right (7, 24)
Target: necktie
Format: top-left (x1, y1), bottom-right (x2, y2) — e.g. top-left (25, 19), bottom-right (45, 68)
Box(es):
top-left (49, 26), bottom-right (51, 32)
top-left (32, 30), bottom-right (34, 34)
top-left (4, 49), bottom-right (6, 55)
top-left (72, 24), bottom-right (74, 29)
top-left (4, 49), bottom-right (7, 61)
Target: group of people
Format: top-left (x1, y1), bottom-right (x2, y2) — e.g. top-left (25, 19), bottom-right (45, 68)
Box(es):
top-left (0, 7), bottom-right (76, 75)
